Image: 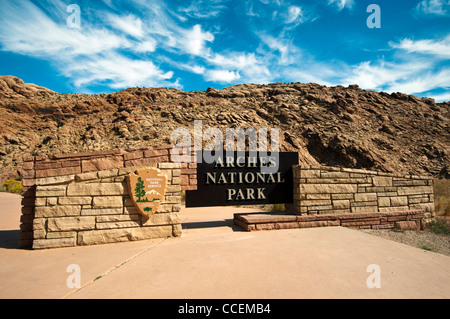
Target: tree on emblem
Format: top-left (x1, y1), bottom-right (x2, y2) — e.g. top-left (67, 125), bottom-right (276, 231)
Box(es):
top-left (135, 177), bottom-right (146, 202)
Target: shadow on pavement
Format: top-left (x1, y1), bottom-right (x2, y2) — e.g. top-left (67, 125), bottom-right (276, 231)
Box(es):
top-left (0, 230), bottom-right (20, 249)
top-left (182, 219), bottom-right (245, 231)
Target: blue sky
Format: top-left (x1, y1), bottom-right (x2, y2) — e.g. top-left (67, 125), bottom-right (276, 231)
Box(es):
top-left (0, 0), bottom-right (449, 101)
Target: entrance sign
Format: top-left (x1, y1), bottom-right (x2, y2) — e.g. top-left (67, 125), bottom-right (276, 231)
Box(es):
top-left (186, 151), bottom-right (298, 207)
top-left (127, 168), bottom-right (167, 217)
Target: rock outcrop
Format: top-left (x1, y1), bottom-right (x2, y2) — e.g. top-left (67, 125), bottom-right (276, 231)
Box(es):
top-left (0, 76), bottom-right (448, 181)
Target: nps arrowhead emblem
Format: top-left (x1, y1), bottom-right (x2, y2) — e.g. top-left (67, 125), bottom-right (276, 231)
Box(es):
top-left (127, 168), bottom-right (167, 218)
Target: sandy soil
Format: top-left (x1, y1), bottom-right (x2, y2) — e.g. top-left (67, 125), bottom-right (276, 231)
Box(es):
top-left (360, 227), bottom-right (450, 257)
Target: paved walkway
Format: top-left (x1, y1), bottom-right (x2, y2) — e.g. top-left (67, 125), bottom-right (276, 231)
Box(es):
top-left (0, 192), bottom-right (449, 299)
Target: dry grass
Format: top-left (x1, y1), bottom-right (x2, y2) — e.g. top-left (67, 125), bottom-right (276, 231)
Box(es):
top-left (434, 179), bottom-right (450, 216)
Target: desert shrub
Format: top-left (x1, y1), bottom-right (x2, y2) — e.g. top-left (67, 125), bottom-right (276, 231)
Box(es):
top-left (427, 219), bottom-right (450, 235)
top-left (271, 203), bottom-right (285, 211)
top-left (1, 179), bottom-right (23, 194)
top-left (434, 179), bottom-right (450, 216)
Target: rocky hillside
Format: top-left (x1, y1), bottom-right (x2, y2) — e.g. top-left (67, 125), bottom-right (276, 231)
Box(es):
top-left (0, 75), bottom-right (449, 181)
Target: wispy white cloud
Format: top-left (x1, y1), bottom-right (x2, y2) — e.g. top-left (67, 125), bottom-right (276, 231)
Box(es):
top-left (205, 69), bottom-right (240, 82)
top-left (415, 0), bottom-right (450, 16)
top-left (107, 14), bottom-right (145, 38)
top-left (390, 35), bottom-right (450, 59)
top-left (285, 6), bottom-right (303, 24)
top-left (181, 24), bottom-right (214, 56)
top-left (67, 53), bottom-right (174, 89)
top-left (178, 0), bottom-right (228, 19)
top-left (429, 91), bottom-right (450, 102)
top-left (0, 0), bottom-right (129, 57)
top-left (0, 0), bottom-right (447, 101)
top-left (343, 35), bottom-right (450, 96)
top-left (0, 0), bottom-right (179, 89)
top-left (327, 0), bottom-right (355, 11)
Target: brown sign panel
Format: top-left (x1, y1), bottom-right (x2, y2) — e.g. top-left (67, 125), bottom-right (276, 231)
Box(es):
top-left (127, 168), bottom-right (167, 217)
top-left (186, 151), bottom-right (298, 207)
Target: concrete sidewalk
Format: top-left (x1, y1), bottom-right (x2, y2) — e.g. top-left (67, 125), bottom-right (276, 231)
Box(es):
top-left (0, 193), bottom-right (449, 299)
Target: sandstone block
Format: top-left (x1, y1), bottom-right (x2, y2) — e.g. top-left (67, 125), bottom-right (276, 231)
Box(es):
top-left (158, 162), bottom-right (181, 169)
top-left (123, 206), bottom-right (138, 215)
top-left (33, 238), bottom-right (76, 249)
top-left (164, 196), bottom-right (180, 204)
top-left (33, 218), bottom-right (46, 231)
top-left (48, 216), bottom-right (96, 231)
top-left (35, 161), bottom-right (61, 170)
top-left (144, 149), bottom-right (168, 158)
top-left (341, 168), bottom-right (377, 175)
top-left (372, 176), bottom-right (392, 187)
top-left (167, 185), bottom-right (182, 193)
top-left (397, 186), bottom-right (433, 196)
top-left (35, 175), bottom-right (75, 186)
top-left (379, 206), bottom-right (409, 212)
top-left (35, 205), bottom-right (81, 218)
top-left (67, 182), bottom-right (125, 196)
top-left (124, 151), bottom-right (143, 161)
top-left (180, 175), bottom-right (189, 186)
top-left (81, 156), bottom-right (124, 173)
top-left (352, 201), bottom-right (378, 207)
top-left (300, 170), bottom-right (320, 178)
top-left (35, 197), bottom-right (47, 206)
top-left (378, 197), bottom-right (390, 207)
top-left (410, 203), bottom-right (434, 213)
top-left (98, 169), bottom-right (119, 179)
top-left (75, 171), bottom-right (98, 181)
top-left (308, 205), bottom-right (332, 211)
top-left (77, 226), bottom-right (173, 246)
top-left (118, 164), bottom-right (157, 176)
top-left (35, 185), bottom-right (67, 197)
top-left (306, 194), bottom-right (330, 200)
top-left (395, 221), bottom-right (419, 231)
top-left (96, 214), bottom-right (140, 222)
top-left (390, 196), bottom-right (408, 207)
top-left (142, 213), bottom-right (180, 226)
top-left (320, 171), bottom-right (350, 178)
top-left (59, 196), bottom-right (92, 205)
top-left (47, 197), bottom-right (58, 206)
top-left (125, 157), bottom-right (161, 168)
top-left (351, 206), bottom-right (378, 213)
top-left (341, 220), bottom-right (380, 227)
top-left (81, 208), bottom-right (123, 216)
top-left (331, 193), bottom-right (354, 200)
top-left (172, 169), bottom-right (181, 177)
top-left (300, 199), bottom-right (332, 207)
top-left (36, 166), bottom-right (81, 179)
top-left (333, 200), bottom-right (350, 209)
top-left (96, 221), bottom-right (140, 230)
top-left (22, 178), bottom-right (36, 187)
top-left (298, 220), bottom-right (340, 228)
top-left (255, 223), bottom-right (275, 230)
top-left (354, 193), bottom-right (377, 202)
top-left (92, 196), bottom-right (123, 208)
top-left (46, 231), bottom-right (77, 239)
top-left (300, 183), bottom-right (358, 194)
top-left (33, 229), bottom-right (46, 239)
top-left (172, 224), bottom-right (182, 237)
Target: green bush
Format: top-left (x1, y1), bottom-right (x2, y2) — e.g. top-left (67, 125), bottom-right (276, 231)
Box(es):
top-left (427, 219), bottom-right (450, 235)
top-left (1, 179), bottom-right (23, 194)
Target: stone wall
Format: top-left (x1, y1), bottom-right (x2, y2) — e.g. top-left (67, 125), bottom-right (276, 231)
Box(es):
top-left (287, 166), bottom-right (434, 219)
top-left (29, 162), bottom-right (181, 249)
top-left (234, 210), bottom-right (427, 231)
top-left (19, 145), bottom-right (196, 248)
